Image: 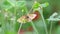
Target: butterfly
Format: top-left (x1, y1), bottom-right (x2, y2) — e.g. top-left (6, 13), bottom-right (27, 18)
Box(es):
top-left (17, 14), bottom-right (37, 23)
top-left (17, 10), bottom-right (40, 23)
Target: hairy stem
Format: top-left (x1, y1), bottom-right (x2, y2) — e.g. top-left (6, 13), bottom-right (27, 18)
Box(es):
top-left (18, 23), bottom-right (23, 34)
top-left (49, 21), bottom-right (52, 34)
top-left (31, 21), bottom-right (39, 34)
top-left (39, 8), bottom-right (48, 34)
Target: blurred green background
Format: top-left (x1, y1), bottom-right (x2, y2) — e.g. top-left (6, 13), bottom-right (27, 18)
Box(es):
top-left (0, 0), bottom-right (60, 34)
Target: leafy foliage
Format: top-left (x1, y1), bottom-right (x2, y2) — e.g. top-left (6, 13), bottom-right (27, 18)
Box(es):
top-left (0, 0), bottom-right (60, 34)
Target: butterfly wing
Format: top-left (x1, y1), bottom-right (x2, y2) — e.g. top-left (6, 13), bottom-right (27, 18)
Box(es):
top-left (27, 14), bottom-right (37, 21)
top-left (17, 16), bottom-right (27, 23)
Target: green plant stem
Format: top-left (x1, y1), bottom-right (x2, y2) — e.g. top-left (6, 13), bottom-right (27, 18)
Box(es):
top-left (28, 1), bottom-right (37, 14)
top-left (18, 23), bottom-right (23, 34)
top-left (39, 9), bottom-right (48, 34)
top-left (31, 21), bottom-right (39, 34)
top-left (49, 21), bottom-right (52, 34)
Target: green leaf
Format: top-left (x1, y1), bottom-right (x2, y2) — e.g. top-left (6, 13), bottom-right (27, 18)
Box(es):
top-left (2, 0), bottom-right (12, 9)
top-left (33, 2), bottom-right (40, 9)
top-left (41, 2), bottom-right (49, 7)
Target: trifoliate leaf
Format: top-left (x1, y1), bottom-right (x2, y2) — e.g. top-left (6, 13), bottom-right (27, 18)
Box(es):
top-left (2, 0), bottom-right (12, 9)
top-left (33, 2), bottom-right (40, 9)
top-left (41, 2), bottom-right (49, 7)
